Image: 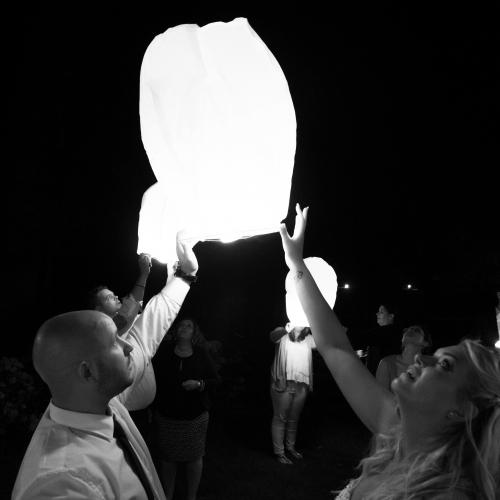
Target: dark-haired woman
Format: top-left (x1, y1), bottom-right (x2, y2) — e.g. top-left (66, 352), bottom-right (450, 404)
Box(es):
top-left (153, 318), bottom-right (219, 500)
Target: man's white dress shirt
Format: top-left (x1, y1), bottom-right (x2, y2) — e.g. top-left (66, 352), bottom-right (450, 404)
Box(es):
top-left (12, 277), bottom-right (190, 499)
top-left (12, 400), bottom-right (163, 499)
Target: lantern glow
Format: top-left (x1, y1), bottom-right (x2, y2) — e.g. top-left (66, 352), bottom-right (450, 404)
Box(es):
top-left (285, 257), bottom-right (338, 328)
top-left (137, 18), bottom-right (296, 263)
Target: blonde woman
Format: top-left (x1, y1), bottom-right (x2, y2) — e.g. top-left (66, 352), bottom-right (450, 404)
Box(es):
top-left (279, 204), bottom-right (500, 499)
top-left (376, 325), bottom-right (430, 392)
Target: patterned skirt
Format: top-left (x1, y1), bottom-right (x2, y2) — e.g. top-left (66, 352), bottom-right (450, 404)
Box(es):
top-left (153, 410), bottom-right (209, 462)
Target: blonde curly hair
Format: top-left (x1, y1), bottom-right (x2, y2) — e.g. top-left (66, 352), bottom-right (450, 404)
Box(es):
top-left (354, 340), bottom-right (500, 499)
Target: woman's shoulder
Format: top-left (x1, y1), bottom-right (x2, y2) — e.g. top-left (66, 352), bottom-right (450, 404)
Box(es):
top-left (379, 354), bottom-right (399, 365)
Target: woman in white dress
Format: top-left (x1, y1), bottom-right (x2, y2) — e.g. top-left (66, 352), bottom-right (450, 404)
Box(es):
top-left (269, 323), bottom-right (315, 464)
top-left (279, 204), bottom-right (500, 499)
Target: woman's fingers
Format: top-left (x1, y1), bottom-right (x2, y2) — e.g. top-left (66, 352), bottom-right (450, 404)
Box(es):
top-left (279, 222), bottom-right (291, 242)
top-left (292, 204), bottom-right (309, 239)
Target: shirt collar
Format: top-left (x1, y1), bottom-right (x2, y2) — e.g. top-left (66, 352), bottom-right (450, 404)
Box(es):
top-left (49, 401), bottom-right (114, 440)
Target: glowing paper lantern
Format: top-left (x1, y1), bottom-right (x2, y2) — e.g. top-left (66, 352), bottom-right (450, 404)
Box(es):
top-left (138, 18), bottom-right (296, 263)
top-left (285, 257), bottom-right (338, 328)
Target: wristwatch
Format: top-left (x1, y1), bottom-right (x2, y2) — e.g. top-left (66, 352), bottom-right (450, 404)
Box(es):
top-left (174, 261), bottom-right (198, 285)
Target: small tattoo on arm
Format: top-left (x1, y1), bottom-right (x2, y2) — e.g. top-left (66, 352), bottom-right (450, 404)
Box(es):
top-left (294, 271), bottom-right (303, 281)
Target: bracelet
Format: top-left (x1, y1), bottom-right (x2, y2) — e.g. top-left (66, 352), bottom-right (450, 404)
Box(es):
top-left (174, 261), bottom-right (198, 285)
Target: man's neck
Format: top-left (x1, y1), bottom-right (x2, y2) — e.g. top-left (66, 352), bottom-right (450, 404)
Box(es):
top-left (52, 395), bottom-right (109, 415)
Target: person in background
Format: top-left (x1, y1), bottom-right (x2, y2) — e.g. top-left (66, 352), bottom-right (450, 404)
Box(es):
top-left (87, 253), bottom-right (155, 441)
top-left (152, 318), bottom-right (220, 500)
top-left (471, 287), bottom-right (500, 349)
top-left (88, 253), bottom-right (152, 337)
top-left (279, 204), bottom-right (500, 499)
top-left (365, 302), bottom-right (401, 374)
top-left (270, 323), bottom-right (315, 464)
top-left (85, 237), bottom-right (199, 430)
top-left (376, 325), bottom-right (431, 392)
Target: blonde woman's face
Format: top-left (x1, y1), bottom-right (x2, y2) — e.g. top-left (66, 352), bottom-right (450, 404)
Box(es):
top-left (402, 329), bottom-right (425, 347)
top-left (392, 344), bottom-right (473, 420)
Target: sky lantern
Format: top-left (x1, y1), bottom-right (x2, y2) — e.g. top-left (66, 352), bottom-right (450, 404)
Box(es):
top-left (137, 18), bottom-right (296, 263)
top-left (285, 257), bottom-right (338, 328)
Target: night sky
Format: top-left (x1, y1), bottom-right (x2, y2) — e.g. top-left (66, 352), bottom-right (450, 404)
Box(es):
top-left (6, 5), bottom-right (499, 355)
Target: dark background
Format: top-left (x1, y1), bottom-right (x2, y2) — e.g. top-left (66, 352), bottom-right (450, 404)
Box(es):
top-left (6, 4), bottom-right (499, 356)
top-left (3, 5), bottom-right (499, 499)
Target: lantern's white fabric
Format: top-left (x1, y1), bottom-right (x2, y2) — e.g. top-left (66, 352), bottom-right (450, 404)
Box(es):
top-left (285, 257), bottom-right (338, 328)
top-left (138, 17), bottom-right (296, 263)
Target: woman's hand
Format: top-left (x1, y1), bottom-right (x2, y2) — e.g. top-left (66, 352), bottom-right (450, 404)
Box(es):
top-left (279, 203), bottom-right (309, 269)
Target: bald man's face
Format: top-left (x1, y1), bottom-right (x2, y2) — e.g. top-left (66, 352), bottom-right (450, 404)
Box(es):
top-left (93, 317), bottom-right (134, 398)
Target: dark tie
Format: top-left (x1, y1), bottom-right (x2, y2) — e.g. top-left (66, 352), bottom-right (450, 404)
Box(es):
top-left (113, 414), bottom-right (155, 500)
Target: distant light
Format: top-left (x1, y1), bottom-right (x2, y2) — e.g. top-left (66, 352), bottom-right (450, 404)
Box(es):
top-left (495, 339), bottom-right (500, 349)
top-left (343, 283), bottom-right (350, 289)
top-left (407, 284), bottom-right (412, 289)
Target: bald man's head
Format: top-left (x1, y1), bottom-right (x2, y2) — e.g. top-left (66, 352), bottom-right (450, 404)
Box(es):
top-left (33, 311), bottom-right (112, 384)
top-left (32, 310), bottom-right (133, 404)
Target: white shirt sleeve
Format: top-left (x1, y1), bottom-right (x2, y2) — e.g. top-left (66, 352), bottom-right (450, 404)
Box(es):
top-left (118, 276), bottom-right (190, 409)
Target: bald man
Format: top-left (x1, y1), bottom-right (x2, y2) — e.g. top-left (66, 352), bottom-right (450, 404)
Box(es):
top-left (12, 236), bottom-right (199, 499)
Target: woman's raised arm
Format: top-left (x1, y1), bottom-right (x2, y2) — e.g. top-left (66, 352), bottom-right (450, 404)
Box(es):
top-left (279, 204), bottom-right (397, 434)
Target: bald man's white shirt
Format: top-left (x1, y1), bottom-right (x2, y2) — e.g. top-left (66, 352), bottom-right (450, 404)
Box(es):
top-left (12, 399), bottom-right (165, 499)
top-left (119, 276), bottom-right (190, 411)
